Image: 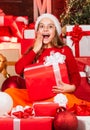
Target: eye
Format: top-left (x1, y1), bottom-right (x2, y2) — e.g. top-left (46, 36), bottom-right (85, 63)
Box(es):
top-left (39, 24), bottom-right (44, 29)
top-left (48, 25), bottom-right (54, 28)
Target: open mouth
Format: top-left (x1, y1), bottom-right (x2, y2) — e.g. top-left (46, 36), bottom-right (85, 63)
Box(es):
top-left (42, 34), bottom-right (50, 39)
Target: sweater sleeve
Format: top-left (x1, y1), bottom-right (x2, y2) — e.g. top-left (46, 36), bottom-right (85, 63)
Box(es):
top-left (63, 46), bottom-right (81, 88)
top-left (15, 50), bottom-right (36, 75)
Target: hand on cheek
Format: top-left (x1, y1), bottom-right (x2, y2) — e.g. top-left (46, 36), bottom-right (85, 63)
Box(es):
top-left (33, 32), bottom-right (43, 53)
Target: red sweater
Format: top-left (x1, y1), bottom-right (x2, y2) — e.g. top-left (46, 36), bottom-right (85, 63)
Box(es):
top-left (15, 46), bottom-right (81, 88)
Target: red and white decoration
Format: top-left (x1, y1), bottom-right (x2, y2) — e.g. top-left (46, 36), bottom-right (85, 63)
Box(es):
top-left (66, 25), bottom-right (90, 57)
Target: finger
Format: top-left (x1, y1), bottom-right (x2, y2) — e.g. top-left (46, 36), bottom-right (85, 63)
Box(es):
top-left (52, 88), bottom-right (64, 93)
top-left (53, 85), bottom-right (63, 90)
top-left (52, 86), bottom-right (58, 89)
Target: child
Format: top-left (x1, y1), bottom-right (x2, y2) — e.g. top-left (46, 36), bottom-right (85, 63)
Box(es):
top-left (5, 13), bottom-right (90, 107)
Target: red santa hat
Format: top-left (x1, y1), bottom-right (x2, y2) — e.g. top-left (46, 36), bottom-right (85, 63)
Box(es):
top-left (35, 13), bottom-right (61, 36)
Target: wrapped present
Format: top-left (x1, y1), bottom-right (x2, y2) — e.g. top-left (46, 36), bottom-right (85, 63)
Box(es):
top-left (24, 52), bottom-right (69, 102)
top-left (14, 16), bottom-right (29, 38)
top-left (33, 102), bottom-right (59, 117)
top-left (66, 25), bottom-right (90, 57)
top-left (21, 23), bottom-right (35, 54)
top-left (21, 29), bottom-right (35, 54)
top-left (0, 117), bottom-right (53, 130)
top-left (77, 116), bottom-right (90, 130)
top-left (68, 103), bottom-right (90, 130)
top-left (0, 15), bottom-right (23, 39)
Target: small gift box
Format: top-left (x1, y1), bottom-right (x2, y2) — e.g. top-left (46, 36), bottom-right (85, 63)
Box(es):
top-left (33, 102), bottom-right (59, 117)
top-left (0, 117), bottom-right (53, 130)
top-left (77, 116), bottom-right (90, 130)
top-left (24, 52), bottom-right (69, 102)
top-left (66, 25), bottom-right (90, 57)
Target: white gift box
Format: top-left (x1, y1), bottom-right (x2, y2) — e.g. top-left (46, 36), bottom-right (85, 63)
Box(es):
top-left (24, 29), bottom-right (35, 39)
top-left (66, 25), bottom-right (90, 57)
top-left (77, 116), bottom-right (90, 130)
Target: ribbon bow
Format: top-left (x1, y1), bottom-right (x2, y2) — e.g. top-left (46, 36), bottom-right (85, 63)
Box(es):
top-left (44, 51), bottom-right (66, 65)
top-left (11, 105), bottom-right (33, 118)
top-left (71, 25), bottom-right (83, 45)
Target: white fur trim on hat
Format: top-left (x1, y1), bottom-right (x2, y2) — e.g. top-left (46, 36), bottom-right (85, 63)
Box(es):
top-left (35, 13), bottom-right (61, 36)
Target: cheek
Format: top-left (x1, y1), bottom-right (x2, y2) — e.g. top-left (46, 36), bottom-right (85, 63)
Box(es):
top-left (37, 29), bottom-right (43, 34)
top-left (50, 29), bottom-right (56, 36)
top-left (50, 31), bottom-right (55, 39)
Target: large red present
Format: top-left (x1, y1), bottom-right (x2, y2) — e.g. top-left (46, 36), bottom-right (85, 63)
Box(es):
top-left (24, 61), bottom-right (69, 102)
top-left (0, 117), bottom-right (53, 130)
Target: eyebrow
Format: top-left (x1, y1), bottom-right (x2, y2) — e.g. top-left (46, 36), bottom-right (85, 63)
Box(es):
top-left (39, 23), bottom-right (55, 26)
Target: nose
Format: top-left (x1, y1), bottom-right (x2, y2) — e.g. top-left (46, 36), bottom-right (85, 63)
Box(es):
top-left (43, 26), bottom-right (48, 31)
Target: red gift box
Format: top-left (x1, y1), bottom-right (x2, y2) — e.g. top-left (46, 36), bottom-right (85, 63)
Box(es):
top-left (0, 117), bottom-right (53, 130)
top-left (33, 102), bottom-right (59, 117)
top-left (24, 63), bottom-right (69, 102)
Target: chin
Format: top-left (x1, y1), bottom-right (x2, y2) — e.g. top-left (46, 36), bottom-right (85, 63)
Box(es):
top-left (43, 40), bottom-right (50, 45)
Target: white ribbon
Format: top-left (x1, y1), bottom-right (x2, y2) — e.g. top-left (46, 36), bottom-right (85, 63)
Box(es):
top-left (44, 51), bottom-right (66, 65)
top-left (44, 51), bottom-right (66, 86)
top-left (0, 16), bottom-right (4, 26)
top-left (13, 118), bottom-right (20, 130)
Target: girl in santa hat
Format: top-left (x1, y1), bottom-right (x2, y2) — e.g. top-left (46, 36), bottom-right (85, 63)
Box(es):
top-left (4, 13), bottom-right (90, 108)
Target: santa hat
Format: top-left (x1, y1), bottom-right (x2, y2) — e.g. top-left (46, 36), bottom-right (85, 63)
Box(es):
top-left (35, 13), bottom-right (61, 36)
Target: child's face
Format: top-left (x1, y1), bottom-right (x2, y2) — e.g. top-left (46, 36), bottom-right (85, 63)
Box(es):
top-left (37, 18), bottom-right (56, 46)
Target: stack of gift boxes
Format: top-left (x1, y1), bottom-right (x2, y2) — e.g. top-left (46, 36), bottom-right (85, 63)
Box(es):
top-left (0, 15), bottom-right (29, 88)
top-left (0, 15), bottom-right (23, 88)
top-left (0, 18), bottom-right (90, 130)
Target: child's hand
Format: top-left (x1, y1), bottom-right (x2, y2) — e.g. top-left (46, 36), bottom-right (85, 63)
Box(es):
top-left (33, 32), bottom-right (43, 53)
top-left (52, 80), bottom-right (76, 93)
